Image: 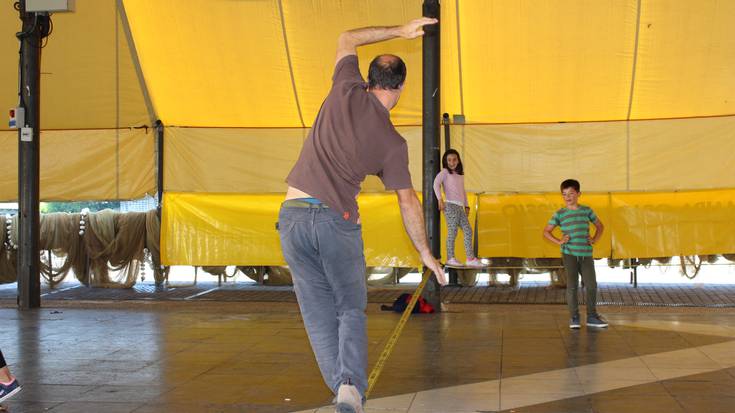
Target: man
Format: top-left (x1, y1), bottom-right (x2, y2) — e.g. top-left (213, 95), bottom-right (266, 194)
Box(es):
top-left (278, 17), bottom-right (447, 413)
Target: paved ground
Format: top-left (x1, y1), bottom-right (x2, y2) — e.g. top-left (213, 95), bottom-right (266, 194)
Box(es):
top-left (2, 281), bottom-right (735, 307)
top-left (1, 301), bottom-right (735, 412)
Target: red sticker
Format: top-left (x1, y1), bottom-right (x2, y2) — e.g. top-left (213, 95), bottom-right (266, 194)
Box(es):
top-left (343, 211), bottom-right (350, 220)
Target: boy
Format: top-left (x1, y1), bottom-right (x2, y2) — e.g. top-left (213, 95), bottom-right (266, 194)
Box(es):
top-left (543, 179), bottom-right (607, 329)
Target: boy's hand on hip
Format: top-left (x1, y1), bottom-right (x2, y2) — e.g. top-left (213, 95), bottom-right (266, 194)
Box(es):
top-left (560, 234), bottom-right (571, 245)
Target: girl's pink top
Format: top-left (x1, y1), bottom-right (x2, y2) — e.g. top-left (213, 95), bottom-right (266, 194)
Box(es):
top-left (433, 168), bottom-right (468, 207)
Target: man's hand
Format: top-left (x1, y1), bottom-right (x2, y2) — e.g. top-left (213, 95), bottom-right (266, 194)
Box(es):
top-left (336, 17), bottom-right (438, 65)
top-left (438, 199), bottom-right (445, 211)
top-left (396, 188), bottom-right (447, 287)
top-left (399, 17), bottom-right (438, 39)
top-left (420, 250), bottom-right (447, 286)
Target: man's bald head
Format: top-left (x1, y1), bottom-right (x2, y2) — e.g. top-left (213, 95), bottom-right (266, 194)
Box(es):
top-left (368, 54), bottom-right (406, 90)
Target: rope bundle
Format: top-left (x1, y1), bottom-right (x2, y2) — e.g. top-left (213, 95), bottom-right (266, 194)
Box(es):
top-left (0, 209), bottom-right (166, 288)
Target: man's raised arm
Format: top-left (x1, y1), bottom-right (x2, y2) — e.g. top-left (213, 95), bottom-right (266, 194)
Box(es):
top-left (335, 17), bottom-right (438, 66)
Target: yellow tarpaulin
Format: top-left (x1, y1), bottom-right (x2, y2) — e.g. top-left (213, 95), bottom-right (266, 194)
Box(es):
top-left (632, 0), bottom-right (735, 119)
top-left (119, 0), bottom-right (734, 126)
top-left (3, 0), bottom-right (733, 130)
top-left (457, 115), bottom-right (735, 193)
top-left (456, 0), bottom-right (637, 123)
top-left (164, 189), bottom-right (735, 266)
top-left (164, 127), bottom-right (308, 194)
top-left (0, 0), bottom-right (150, 130)
top-left (477, 193), bottom-right (613, 259)
top-left (164, 126), bottom-right (425, 193)
top-left (162, 192), bottom-right (420, 267)
top-left (280, 0), bottom-right (425, 126)
top-left (0, 129), bottom-right (154, 201)
top-left (610, 189), bottom-right (735, 258)
top-left (162, 193), bottom-right (288, 266)
top-left (162, 115), bottom-right (735, 196)
top-left (0, 1), bottom-right (733, 266)
top-left (359, 193), bottom-right (421, 268)
top-left (627, 116), bottom-right (735, 190)
top-left (478, 190), bottom-right (735, 259)
top-left (1, 0), bottom-right (734, 201)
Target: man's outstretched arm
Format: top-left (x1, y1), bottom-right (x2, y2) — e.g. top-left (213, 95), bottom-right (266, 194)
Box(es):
top-left (396, 188), bottom-right (447, 285)
top-left (335, 17), bottom-right (438, 66)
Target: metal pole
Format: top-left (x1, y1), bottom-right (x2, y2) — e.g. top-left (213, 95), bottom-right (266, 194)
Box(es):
top-left (155, 120), bottom-right (164, 212)
top-left (442, 113), bottom-right (450, 153)
top-left (632, 258), bottom-right (638, 288)
top-left (441, 111), bottom-right (455, 287)
top-left (16, 1), bottom-right (49, 309)
top-left (422, 0), bottom-right (441, 310)
top-left (154, 120), bottom-right (164, 286)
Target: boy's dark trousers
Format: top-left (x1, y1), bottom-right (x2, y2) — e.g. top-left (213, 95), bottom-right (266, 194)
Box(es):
top-left (563, 254), bottom-right (598, 317)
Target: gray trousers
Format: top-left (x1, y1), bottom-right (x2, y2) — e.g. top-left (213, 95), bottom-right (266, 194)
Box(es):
top-left (278, 204), bottom-right (368, 398)
top-left (445, 203), bottom-right (473, 259)
top-left (562, 253), bottom-right (598, 317)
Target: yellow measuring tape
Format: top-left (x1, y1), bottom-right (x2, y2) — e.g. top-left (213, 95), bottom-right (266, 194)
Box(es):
top-left (365, 268), bottom-right (434, 397)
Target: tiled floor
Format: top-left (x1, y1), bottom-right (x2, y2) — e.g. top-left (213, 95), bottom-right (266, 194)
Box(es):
top-left (3, 281), bottom-right (735, 307)
top-left (2, 301), bottom-right (735, 412)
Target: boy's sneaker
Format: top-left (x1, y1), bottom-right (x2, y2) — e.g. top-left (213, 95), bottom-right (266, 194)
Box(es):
top-left (587, 314), bottom-right (608, 328)
top-left (335, 383), bottom-right (363, 413)
top-left (445, 258), bottom-right (462, 267)
top-left (465, 258), bottom-right (485, 268)
top-left (569, 314), bottom-right (581, 329)
top-left (0, 378), bottom-right (22, 403)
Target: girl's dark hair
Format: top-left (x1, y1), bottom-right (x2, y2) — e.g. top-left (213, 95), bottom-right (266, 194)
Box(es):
top-left (442, 149), bottom-right (464, 175)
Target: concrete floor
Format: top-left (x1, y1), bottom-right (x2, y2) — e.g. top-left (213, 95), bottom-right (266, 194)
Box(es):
top-left (1, 301), bottom-right (735, 412)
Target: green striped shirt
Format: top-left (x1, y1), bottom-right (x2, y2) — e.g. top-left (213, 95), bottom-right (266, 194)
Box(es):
top-left (548, 205), bottom-right (598, 257)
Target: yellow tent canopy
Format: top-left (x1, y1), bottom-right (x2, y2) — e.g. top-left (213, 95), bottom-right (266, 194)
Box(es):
top-left (1, 0), bottom-right (733, 263)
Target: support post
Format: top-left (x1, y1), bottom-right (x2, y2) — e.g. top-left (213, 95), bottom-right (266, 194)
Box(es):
top-left (155, 120), bottom-right (164, 212)
top-left (442, 113), bottom-right (450, 152)
top-left (17, 1), bottom-right (50, 310)
top-left (422, 0), bottom-right (441, 310)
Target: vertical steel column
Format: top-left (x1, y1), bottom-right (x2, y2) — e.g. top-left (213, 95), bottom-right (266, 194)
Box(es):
top-left (442, 113), bottom-right (450, 152)
top-left (155, 120), bottom-right (164, 212)
top-left (154, 120), bottom-right (164, 286)
top-left (422, 0), bottom-right (441, 309)
top-left (17, 1), bottom-right (49, 309)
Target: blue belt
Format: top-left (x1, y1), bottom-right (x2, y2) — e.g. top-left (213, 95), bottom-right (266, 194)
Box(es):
top-left (282, 198), bottom-right (328, 208)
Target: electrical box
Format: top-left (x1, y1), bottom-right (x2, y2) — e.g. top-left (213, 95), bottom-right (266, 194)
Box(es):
top-left (9, 107), bottom-right (24, 129)
top-left (452, 114), bottom-right (466, 124)
top-left (25, 0), bottom-right (75, 13)
top-left (20, 127), bottom-right (33, 142)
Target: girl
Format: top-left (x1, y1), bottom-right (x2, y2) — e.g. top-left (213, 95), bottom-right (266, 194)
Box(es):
top-left (433, 149), bottom-right (483, 267)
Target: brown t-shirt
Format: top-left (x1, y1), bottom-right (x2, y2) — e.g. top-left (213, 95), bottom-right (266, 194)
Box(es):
top-left (286, 55), bottom-right (413, 223)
